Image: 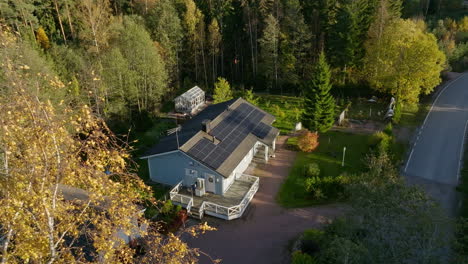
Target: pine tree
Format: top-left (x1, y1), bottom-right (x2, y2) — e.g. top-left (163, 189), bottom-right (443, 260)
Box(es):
top-left (302, 52), bottom-right (336, 133)
top-left (259, 14), bottom-right (279, 92)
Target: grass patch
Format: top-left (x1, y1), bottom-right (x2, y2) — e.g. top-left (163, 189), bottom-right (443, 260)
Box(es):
top-left (399, 102), bottom-right (430, 127)
top-left (256, 94), bottom-right (303, 134)
top-left (277, 131), bottom-right (373, 208)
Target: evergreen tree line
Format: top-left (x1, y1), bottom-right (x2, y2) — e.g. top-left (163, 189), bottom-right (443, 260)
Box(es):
top-left (0, 0), bottom-right (464, 131)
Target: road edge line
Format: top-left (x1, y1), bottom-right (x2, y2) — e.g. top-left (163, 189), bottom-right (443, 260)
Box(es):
top-left (422, 73), bottom-right (467, 127)
top-left (405, 73), bottom-right (467, 173)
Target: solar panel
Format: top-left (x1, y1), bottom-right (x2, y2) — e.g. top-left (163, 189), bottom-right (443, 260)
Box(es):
top-left (252, 123), bottom-right (271, 139)
top-left (187, 102), bottom-right (272, 170)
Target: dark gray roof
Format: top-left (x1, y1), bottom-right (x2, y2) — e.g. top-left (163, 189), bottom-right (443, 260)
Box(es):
top-left (142, 98), bottom-right (279, 177)
top-left (142, 99), bottom-right (237, 157)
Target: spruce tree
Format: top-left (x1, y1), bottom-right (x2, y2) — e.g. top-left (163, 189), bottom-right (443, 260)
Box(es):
top-left (302, 52), bottom-right (336, 133)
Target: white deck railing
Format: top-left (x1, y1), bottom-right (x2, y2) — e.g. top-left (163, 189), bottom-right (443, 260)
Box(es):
top-left (200, 174), bottom-right (259, 220)
top-left (169, 181), bottom-right (194, 212)
top-left (169, 175), bottom-right (259, 220)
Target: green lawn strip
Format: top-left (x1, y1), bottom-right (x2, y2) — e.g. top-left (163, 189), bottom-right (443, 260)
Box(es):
top-left (278, 131), bottom-right (373, 208)
top-left (399, 102), bottom-right (431, 127)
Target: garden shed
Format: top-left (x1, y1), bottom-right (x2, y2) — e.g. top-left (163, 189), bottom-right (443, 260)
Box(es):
top-left (175, 86), bottom-right (205, 114)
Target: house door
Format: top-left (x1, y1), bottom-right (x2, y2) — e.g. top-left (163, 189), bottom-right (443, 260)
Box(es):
top-left (205, 173), bottom-right (216, 193)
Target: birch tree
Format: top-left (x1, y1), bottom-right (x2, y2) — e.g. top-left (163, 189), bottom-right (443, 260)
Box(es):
top-left (77, 0), bottom-right (112, 53)
top-left (0, 29), bottom-right (215, 264)
top-left (364, 19), bottom-right (446, 104)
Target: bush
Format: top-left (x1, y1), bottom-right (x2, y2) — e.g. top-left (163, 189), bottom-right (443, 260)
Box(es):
top-left (303, 229), bottom-right (325, 244)
top-left (292, 251), bottom-right (317, 264)
top-left (273, 104), bottom-right (286, 119)
top-left (158, 200), bottom-right (182, 224)
top-left (304, 163), bottom-right (320, 178)
top-left (304, 174), bottom-right (347, 200)
top-left (298, 130), bottom-right (320, 152)
top-left (383, 122), bottom-right (393, 135)
top-left (369, 131), bottom-right (392, 155)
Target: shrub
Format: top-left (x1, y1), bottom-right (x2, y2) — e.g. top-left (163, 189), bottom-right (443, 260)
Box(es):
top-left (293, 107), bottom-right (302, 122)
top-left (377, 135), bottom-right (391, 154)
top-left (273, 104), bottom-right (286, 119)
top-left (303, 229), bottom-right (325, 244)
top-left (393, 101), bottom-right (402, 123)
top-left (383, 122), bottom-right (393, 135)
top-left (243, 88), bottom-right (258, 105)
top-left (158, 200), bottom-right (182, 224)
top-left (298, 130), bottom-right (320, 152)
top-left (370, 131), bottom-right (392, 155)
top-left (292, 251), bottom-right (317, 264)
top-left (305, 175), bottom-right (347, 200)
top-left (304, 163), bottom-right (320, 178)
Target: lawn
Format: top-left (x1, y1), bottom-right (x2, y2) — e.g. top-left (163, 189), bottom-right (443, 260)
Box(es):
top-left (278, 131), bottom-right (373, 208)
top-left (255, 94), bottom-right (303, 134)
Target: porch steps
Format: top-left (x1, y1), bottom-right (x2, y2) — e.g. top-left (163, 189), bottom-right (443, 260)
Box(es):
top-left (253, 149), bottom-right (267, 164)
top-left (189, 206), bottom-right (203, 219)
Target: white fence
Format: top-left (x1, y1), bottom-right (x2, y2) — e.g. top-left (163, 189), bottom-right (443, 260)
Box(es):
top-left (170, 175), bottom-right (259, 220)
top-left (169, 181), bottom-right (193, 212)
top-left (202, 174), bottom-right (259, 220)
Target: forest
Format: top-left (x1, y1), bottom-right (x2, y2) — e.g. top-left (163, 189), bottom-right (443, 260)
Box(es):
top-left (0, 0), bottom-right (468, 263)
top-left (0, 0), bottom-right (466, 133)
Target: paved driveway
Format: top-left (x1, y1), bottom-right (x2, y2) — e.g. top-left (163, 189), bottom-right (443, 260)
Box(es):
top-left (404, 73), bottom-right (468, 214)
top-left (186, 136), bottom-right (344, 264)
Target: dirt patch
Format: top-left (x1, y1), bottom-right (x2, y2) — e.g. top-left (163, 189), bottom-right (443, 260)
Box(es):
top-left (332, 119), bottom-right (384, 135)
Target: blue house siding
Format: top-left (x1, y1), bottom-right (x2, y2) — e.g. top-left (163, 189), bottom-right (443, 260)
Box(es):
top-left (147, 151), bottom-right (224, 195)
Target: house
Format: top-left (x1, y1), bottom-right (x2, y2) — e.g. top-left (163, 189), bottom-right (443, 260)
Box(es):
top-left (174, 86), bottom-right (205, 114)
top-left (141, 98), bottom-right (279, 220)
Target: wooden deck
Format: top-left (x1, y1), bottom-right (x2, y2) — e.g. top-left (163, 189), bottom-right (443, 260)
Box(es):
top-left (179, 180), bottom-right (252, 208)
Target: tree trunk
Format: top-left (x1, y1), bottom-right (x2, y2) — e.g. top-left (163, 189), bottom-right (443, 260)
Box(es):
top-left (425, 0), bottom-right (431, 16)
top-left (247, 8), bottom-right (256, 78)
top-left (201, 35), bottom-right (208, 89)
top-left (53, 0), bottom-right (67, 44)
top-left (65, 1), bottom-right (75, 39)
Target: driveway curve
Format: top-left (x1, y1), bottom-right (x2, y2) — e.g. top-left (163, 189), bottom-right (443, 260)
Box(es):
top-left (404, 73), bottom-right (468, 214)
top-left (186, 136), bottom-right (344, 264)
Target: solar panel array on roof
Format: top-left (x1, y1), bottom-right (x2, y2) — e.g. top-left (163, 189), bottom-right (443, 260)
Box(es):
top-left (252, 122), bottom-right (271, 139)
top-left (187, 102), bottom-right (272, 169)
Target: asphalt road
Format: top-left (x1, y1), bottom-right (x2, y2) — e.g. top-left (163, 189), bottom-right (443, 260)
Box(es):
top-left (404, 73), bottom-right (468, 214)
